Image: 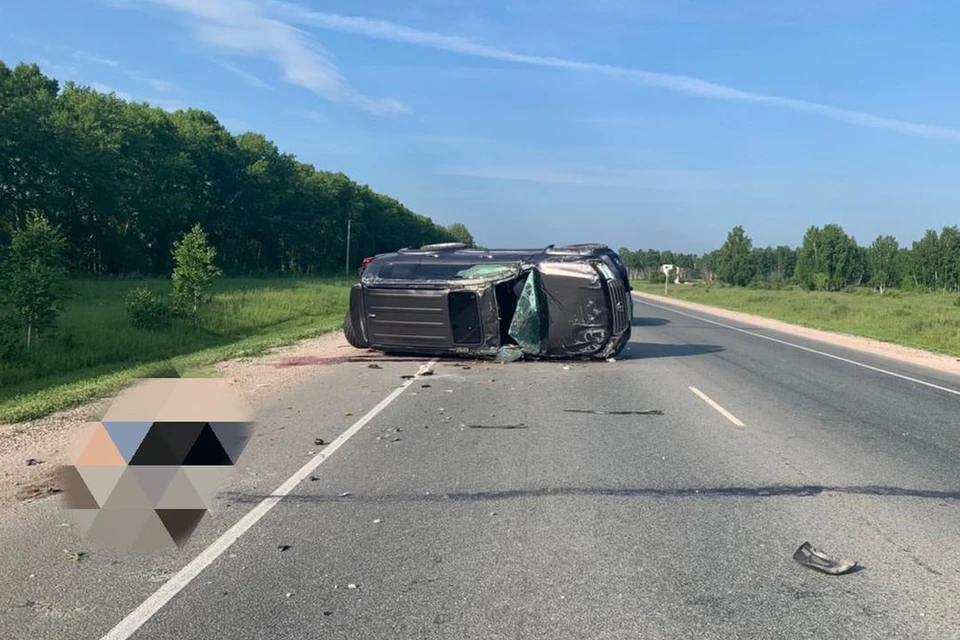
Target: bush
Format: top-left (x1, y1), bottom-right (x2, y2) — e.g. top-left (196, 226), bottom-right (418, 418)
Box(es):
top-left (954, 296), bottom-right (960, 308)
top-left (125, 287), bottom-right (172, 330)
top-left (812, 273), bottom-right (829, 291)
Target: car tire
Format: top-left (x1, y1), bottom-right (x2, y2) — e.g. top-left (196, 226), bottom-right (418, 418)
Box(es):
top-left (343, 311), bottom-right (369, 349)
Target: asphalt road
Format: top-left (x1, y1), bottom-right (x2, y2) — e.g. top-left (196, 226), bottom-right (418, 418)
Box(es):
top-left (2, 294), bottom-right (960, 639)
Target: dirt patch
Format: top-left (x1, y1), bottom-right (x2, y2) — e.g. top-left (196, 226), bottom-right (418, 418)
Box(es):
top-left (0, 329), bottom-right (363, 510)
top-left (634, 292), bottom-right (960, 378)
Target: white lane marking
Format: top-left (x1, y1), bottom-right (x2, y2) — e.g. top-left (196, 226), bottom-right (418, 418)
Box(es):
top-left (635, 296), bottom-right (960, 398)
top-left (689, 386), bottom-right (746, 427)
top-left (100, 359), bottom-right (439, 640)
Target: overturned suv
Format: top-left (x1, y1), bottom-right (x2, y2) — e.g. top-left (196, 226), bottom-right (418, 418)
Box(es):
top-left (343, 243), bottom-right (633, 360)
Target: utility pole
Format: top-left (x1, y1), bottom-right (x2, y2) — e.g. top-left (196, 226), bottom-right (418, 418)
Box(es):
top-left (345, 219), bottom-right (351, 275)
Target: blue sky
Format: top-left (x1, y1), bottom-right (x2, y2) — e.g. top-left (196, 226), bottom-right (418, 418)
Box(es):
top-left (3, 0), bottom-right (960, 253)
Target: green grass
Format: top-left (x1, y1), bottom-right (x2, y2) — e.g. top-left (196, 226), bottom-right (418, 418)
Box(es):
top-left (0, 276), bottom-right (353, 424)
top-left (632, 281), bottom-right (960, 358)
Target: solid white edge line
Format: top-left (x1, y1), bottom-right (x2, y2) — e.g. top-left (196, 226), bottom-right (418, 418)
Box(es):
top-left (100, 358), bottom-right (439, 640)
top-left (688, 386), bottom-right (746, 427)
top-left (635, 295), bottom-right (960, 398)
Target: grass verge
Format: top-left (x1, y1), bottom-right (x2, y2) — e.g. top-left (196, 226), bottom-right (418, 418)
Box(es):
top-left (0, 276), bottom-right (352, 424)
top-left (632, 282), bottom-right (960, 358)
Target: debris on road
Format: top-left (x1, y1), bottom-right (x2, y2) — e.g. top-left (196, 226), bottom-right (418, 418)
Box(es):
top-left (347, 583), bottom-right (358, 590)
top-left (478, 379), bottom-right (495, 386)
top-left (309, 476), bottom-right (319, 482)
top-left (314, 438), bottom-right (326, 446)
top-left (26, 458), bottom-right (43, 466)
top-left (338, 492), bottom-right (351, 498)
top-left (468, 424), bottom-right (527, 430)
top-left (422, 384), bottom-right (432, 388)
top-left (401, 375), bottom-right (414, 380)
top-left (564, 409), bottom-right (664, 416)
top-left (65, 550), bottom-right (88, 563)
top-left (373, 519), bottom-right (383, 524)
top-left (494, 346), bottom-right (524, 363)
top-left (366, 363), bottom-right (382, 369)
top-left (277, 544), bottom-right (292, 552)
top-left (793, 542), bottom-right (860, 575)
top-left (323, 611), bottom-right (333, 616)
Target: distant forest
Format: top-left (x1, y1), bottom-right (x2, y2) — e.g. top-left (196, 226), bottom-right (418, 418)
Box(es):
top-left (622, 223), bottom-right (960, 294)
top-left (0, 60), bottom-right (474, 276)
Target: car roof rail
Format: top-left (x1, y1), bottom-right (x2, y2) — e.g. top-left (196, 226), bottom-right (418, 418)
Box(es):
top-left (420, 242), bottom-right (467, 251)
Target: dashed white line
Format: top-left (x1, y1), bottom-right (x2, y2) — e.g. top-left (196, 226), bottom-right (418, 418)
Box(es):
top-left (100, 358), bottom-right (438, 640)
top-left (636, 296), bottom-right (960, 398)
top-left (689, 386), bottom-right (746, 427)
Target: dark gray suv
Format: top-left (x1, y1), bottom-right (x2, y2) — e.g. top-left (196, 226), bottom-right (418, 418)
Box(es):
top-left (343, 243), bottom-right (633, 360)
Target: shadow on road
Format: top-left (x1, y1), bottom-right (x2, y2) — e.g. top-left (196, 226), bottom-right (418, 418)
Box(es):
top-left (225, 484), bottom-right (960, 504)
top-left (632, 317), bottom-right (670, 327)
top-left (619, 343), bottom-right (725, 360)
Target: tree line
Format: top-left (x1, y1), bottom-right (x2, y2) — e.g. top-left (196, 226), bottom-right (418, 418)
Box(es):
top-left (621, 223), bottom-right (960, 293)
top-left (0, 60), bottom-right (474, 277)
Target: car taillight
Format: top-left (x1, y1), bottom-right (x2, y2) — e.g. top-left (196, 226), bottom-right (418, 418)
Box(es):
top-left (361, 257), bottom-right (374, 267)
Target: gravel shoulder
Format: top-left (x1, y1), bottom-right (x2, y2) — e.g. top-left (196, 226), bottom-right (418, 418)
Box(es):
top-left (0, 329), bottom-right (363, 509)
top-left (634, 292), bottom-right (960, 378)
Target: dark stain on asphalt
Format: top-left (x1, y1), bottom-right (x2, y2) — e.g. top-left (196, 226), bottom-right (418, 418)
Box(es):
top-left (225, 484), bottom-right (960, 504)
top-left (564, 409), bottom-right (664, 416)
top-left (467, 424), bottom-right (527, 430)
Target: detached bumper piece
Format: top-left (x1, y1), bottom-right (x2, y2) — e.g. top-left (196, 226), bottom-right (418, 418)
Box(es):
top-left (793, 542), bottom-right (860, 575)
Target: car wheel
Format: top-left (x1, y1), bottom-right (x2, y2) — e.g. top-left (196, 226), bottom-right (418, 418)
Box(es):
top-left (343, 311), bottom-right (369, 349)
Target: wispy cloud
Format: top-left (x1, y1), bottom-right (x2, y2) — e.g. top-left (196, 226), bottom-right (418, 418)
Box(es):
top-left (82, 82), bottom-right (184, 112)
top-left (142, 77), bottom-right (179, 92)
top-left (136, 0), bottom-right (407, 115)
top-left (286, 108), bottom-right (326, 123)
top-left (446, 166), bottom-right (712, 191)
top-left (273, 3), bottom-right (960, 143)
top-left (217, 61), bottom-right (275, 90)
top-left (72, 49), bottom-right (121, 67)
top-left (33, 58), bottom-right (79, 78)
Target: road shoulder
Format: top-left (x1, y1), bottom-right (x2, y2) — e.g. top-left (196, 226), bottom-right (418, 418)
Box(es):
top-left (0, 329), bottom-right (364, 510)
top-left (633, 291), bottom-right (960, 378)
